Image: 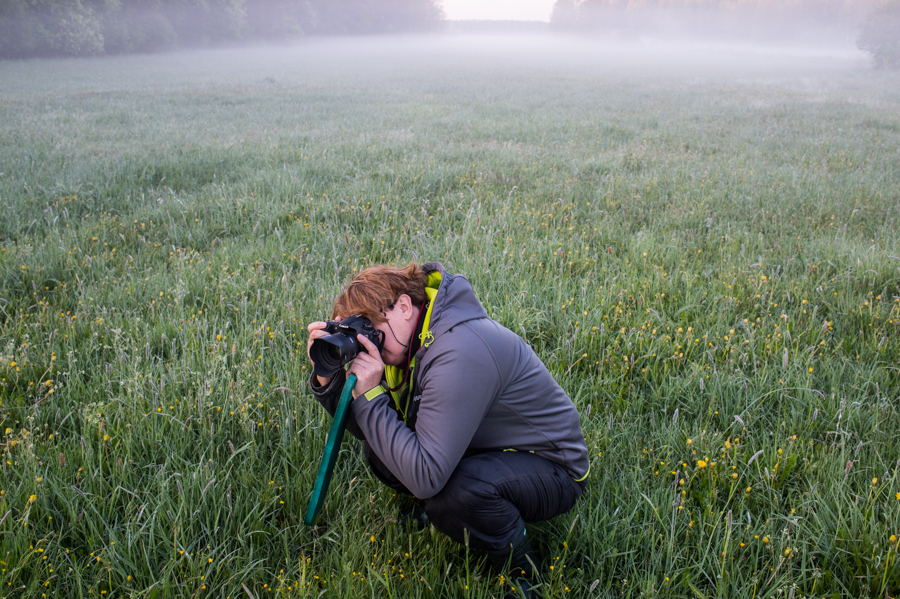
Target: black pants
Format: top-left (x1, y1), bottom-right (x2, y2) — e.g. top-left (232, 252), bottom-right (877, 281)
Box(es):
top-left (363, 443), bottom-right (586, 552)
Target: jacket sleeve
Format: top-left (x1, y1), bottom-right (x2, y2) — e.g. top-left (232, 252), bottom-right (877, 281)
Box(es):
top-left (350, 327), bottom-right (502, 499)
top-left (308, 370), bottom-right (365, 441)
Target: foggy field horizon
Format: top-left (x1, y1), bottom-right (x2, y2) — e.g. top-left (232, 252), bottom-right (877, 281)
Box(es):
top-left (1, 30), bottom-right (899, 599)
top-left (0, 33), bottom-right (876, 98)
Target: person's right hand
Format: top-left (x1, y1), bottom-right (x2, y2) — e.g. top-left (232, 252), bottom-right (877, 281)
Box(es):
top-left (346, 332), bottom-right (385, 400)
top-left (307, 318), bottom-right (340, 387)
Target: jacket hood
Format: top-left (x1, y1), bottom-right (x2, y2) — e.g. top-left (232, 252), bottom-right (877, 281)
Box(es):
top-left (420, 262), bottom-right (488, 341)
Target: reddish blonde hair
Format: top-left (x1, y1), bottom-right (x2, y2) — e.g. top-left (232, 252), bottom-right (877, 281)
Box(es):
top-left (332, 263), bottom-right (428, 324)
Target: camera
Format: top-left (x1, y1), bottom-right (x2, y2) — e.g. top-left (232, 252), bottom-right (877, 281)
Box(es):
top-left (309, 314), bottom-right (385, 378)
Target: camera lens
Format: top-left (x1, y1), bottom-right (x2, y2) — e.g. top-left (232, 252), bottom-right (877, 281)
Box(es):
top-left (310, 333), bottom-right (359, 377)
top-left (326, 344), bottom-right (342, 361)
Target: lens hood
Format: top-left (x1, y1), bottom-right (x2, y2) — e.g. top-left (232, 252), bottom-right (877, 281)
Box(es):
top-left (310, 333), bottom-right (359, 378)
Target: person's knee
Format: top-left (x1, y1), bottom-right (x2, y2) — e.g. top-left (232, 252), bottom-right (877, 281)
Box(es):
top-left (426, 479), bottom-right (487, 529)
top-left (425, 464), bottom-right (514, 548)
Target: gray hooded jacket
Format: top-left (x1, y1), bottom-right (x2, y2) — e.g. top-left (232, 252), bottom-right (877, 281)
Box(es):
top-left (310, 262), bottom-right (589, 499)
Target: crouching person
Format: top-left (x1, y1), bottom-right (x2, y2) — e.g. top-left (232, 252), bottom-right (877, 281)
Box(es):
top-left (306, 262), bottom-right (589, 598)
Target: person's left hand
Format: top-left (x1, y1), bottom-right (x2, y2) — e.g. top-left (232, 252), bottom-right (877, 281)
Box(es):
top-left (347, 333), bottom-right (385, 399)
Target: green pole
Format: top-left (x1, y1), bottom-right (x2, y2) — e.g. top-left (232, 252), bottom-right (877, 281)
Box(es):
top-left (304, 373), bottom-right (357, 526)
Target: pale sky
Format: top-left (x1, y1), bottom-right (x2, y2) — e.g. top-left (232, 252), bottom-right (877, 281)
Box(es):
top-left (441, 0), bottom-right (556, 21)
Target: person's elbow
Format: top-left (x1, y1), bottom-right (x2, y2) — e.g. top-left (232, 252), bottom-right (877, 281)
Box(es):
top-left (410, 480), bottom-right (444, 500)
top-left (407, 464), bottom-right (451, 499)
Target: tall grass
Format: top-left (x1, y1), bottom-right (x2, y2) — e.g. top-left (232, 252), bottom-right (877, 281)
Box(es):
top-left (0, 37), bottom-right (898, 598)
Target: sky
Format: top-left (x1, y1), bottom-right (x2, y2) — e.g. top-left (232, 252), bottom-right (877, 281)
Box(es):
top-left (441, 0), bottom-right (556, 21)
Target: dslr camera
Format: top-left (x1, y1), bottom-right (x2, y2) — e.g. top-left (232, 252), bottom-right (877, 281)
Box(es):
top-left (309, 315), bottom-right (385, 378)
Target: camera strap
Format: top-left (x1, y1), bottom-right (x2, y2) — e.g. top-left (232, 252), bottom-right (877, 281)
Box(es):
top-left (384, 301), bottom-right (429, 394)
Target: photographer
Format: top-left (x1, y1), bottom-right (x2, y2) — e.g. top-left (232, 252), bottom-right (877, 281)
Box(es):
top-left (307, 262), bottom-right (589, 598)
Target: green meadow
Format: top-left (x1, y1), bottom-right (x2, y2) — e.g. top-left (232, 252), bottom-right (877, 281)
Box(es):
top-left (0, 36), bottom-right (898, 598)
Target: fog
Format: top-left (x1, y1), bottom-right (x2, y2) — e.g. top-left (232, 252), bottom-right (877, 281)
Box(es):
top-left (1, 30), bottom-right (874, 102)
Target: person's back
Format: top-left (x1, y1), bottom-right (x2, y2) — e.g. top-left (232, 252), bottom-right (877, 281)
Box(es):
top-left (462, 316), bottom-right (589, 477)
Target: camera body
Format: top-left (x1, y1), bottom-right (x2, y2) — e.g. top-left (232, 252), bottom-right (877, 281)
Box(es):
top-left (309, 314), bottom-right (385, 378)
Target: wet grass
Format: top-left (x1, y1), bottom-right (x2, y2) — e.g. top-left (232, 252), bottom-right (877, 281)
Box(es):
top-left (0, 37), bottom-right (899, 598)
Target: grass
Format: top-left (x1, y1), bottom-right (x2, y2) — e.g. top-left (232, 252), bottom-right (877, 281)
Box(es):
top-left (0, 36), bottom-right (899, 598)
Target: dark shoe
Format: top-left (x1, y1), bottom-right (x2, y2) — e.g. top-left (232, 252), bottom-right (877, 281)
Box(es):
top-left (487, 527), bottom-right (542, 599)
top-left (398, 505), bottom-right (430, 530)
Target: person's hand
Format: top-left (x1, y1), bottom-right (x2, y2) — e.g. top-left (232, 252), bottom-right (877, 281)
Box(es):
top-left (307, 318), bottom-right (340, 387)
top-left (346, 333), bottom-right (385, 399)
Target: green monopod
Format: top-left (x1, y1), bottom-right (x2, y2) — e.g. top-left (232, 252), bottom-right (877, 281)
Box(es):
top-left (304, 373), bottom-right (356, 526)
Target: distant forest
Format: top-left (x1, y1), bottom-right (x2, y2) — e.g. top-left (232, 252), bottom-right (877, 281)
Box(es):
top-left (1, 0), bottom-right (896, 62)
top-left (550, 0), bottom-right (885, 42)
top-left (0, 0), bottom-right (444, 59)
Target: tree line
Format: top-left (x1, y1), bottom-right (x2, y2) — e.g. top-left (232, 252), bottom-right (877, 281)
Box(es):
top-left (551, 0), bottom-right (883, 40)
top-left (550, 0), bottom-right (899, 68)
top-left (0, 0), bottom-right (444, 59)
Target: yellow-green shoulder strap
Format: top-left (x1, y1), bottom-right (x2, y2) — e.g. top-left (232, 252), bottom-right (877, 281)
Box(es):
top-left (382, 271), bottom-right (442, 420)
